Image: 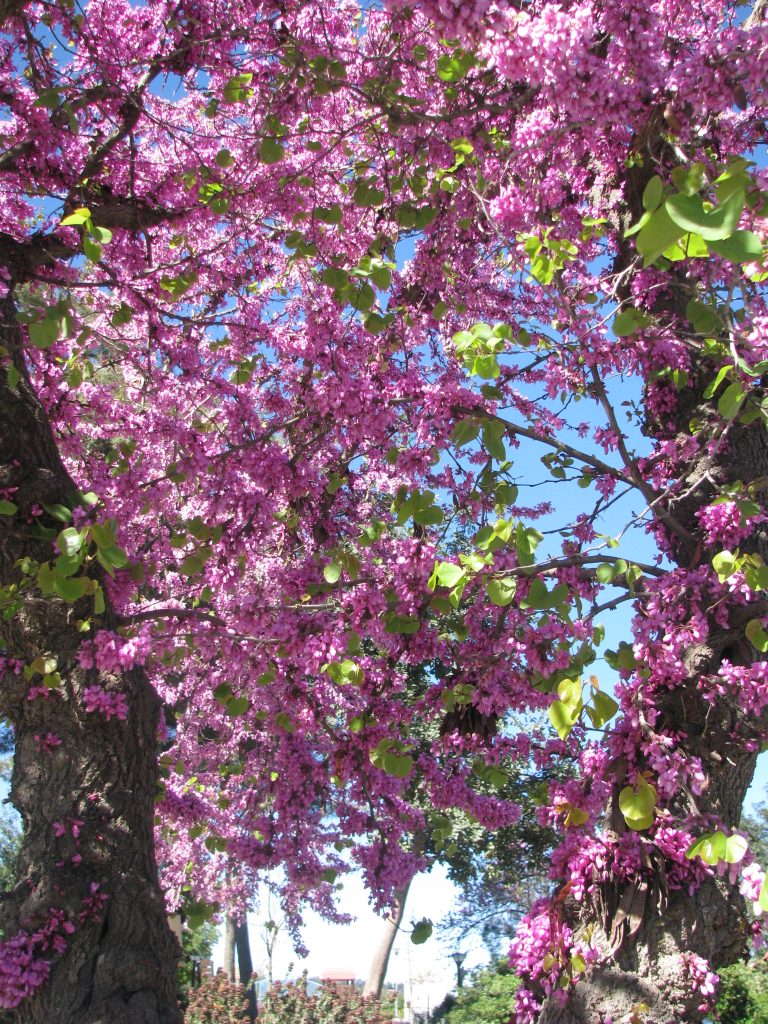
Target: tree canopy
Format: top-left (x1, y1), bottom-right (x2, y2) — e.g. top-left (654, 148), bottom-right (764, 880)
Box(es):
top-left (0, 2), bottom-right (767, 1023)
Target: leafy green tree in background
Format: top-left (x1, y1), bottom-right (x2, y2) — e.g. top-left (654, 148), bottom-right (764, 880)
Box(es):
top-left (710, 800), bottom-right (768, 1024)
top-left (0, 810), bottom-right (19, 898)
top-left (178, 923), bottom-right (219, 1009)
top-left (431, 961), bottom-right (519, 1024)
top-left (715, 961), bottom-right (768, 1024)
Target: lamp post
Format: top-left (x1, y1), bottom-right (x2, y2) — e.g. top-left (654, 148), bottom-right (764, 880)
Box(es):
top-left (190, 955), bottom-right (201, 989)
top-left (450, 951), bottom-right (467, 991)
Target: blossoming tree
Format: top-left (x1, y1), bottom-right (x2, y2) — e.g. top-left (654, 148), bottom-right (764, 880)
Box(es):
top-left (0, 1), bottom-right (767, 1022)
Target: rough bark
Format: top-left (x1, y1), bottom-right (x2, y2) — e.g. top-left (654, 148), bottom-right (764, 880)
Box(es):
top-left (0, 292), bottom-right (182, 1024)
top-left (536, 130), bottom-right (768, 1024)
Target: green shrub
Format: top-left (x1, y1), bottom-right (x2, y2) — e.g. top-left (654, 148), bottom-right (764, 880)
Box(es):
top-left (258, 976), bottom-right (390, 1024)
top-left (716, 960), bottom-right (768, 1024)
top-left (442, 961), bottom-right (519, 1024)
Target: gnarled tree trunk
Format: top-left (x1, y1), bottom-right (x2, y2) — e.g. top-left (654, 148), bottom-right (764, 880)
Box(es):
top-left (537, 137), bottom-right (768, 1024)
top-left (0, 291), bottom-right (182, 1024)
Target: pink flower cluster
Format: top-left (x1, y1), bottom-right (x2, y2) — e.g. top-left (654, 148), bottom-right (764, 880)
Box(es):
top-left (509, 898), bottom-right (596, 1022)
top-left (81, 685), bottom-right (128, 721)
top-left (33, 732), bottom-right (62, 753)
top-left (77, 629), bottom-right (150, 672)
top-left (680, 952), bottom-right (718, 1013)
top-left (0, 929), bottom-right (52, 1009)
top-left (0, 885), bottom-right (109, 1009)
top-left (696, 500), bottom-right (761, 548)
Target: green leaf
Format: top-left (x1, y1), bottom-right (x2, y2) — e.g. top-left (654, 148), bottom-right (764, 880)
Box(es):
top-left (595, 563), bottom-right (615, 583)
top-left (571, 953), bottom-right (587, 974)
top-left (364, 313), bottom-right (392, 334)
top-left (686, 300), bottom-right (721, 336)
top-left (549, 699), bottom-right (578, 741)
top-left (53, 576), bottom-right (88, 602)
top-left (724, 833), bottom-right (748, 864)
top-left (411, 919), bottom-right (433, 944)
top-left (686, 831), bottom-right (727, 865)
top-left (59, 207), bottom-right (91, 226)
top-left (486, 576), bottom-right (517, 607)
top-left (613, 308), bottom-right (650, 337)
top-left (315, 204), bottom-right (343, 225)
top-left (275, 711), bottom-right (295, 733)
top-left (33, 88), bottom-right (62, 108)
top-left (642, 176), bottom-right (664, 212)
top-left (432, 562), bottom-right (466, 589)
top-left (717, 381), bottom-right (745, 420)
top-left (590, 690), bottom-right (619, 728)
top-left (671, 162), bottom-right (707, 196)
top-left (100, 545), bottom-right (128, 570)
top-left (57, 527), bottom-right (84, 556)
top-left (635, 207), bottom-right (684, 264)
top-left (42, 503), bottom-right (71, 523)
top-left (159, 271), bottom-right (198, 298)
top-left (382, 752), bottom-right (414, 778)
top-left (91, 522), bottom-right (116, 548)
top-left (259, 138), bottom-right (285, 164)
top-left (470, 354), bottom-right (500, 379)
top-left (82, 237), bottom-right (102, 262)
top-left (223, 73), bottom-right (253, 103)
top-left (665, 189), bottom-right (745, 241)
top-left (28, 318), bottom-right (67, 349)
top-left (708, 230), bottom-right (763, 263)
top-left (383, 613), bottom-right (421, 635)
top-left (759, 877), bottom-right (768, 913)
top-left (618, 779), bottom-right (657, 830)
top-left (353, 182), bottom-right (386, 207)
top-left (215, 149), bottom-right (236, 168)
top-left (0, 500), bottom-right (18, 516)
top-left (522, 579), bottom-right (568, 610)
top-left (227, 696), bottom-right (249, 717)
top-left (323, 562), bottom-right (342, 584)
top-left (712, 549), bottom-right (738, 581)
top-left (111, 303), bottom-right (134, 326)
top-left (436, 51), bottom-right (473, 82)
top-left (746, 619), bottom-right (768, 652)
top-left (179, 553), bottom-right (205, 576)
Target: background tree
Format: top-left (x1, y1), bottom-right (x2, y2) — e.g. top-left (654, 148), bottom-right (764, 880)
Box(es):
top-left (715, 960), bottom-right (768, 1024)
top-left (434, 961), bottom-right (520, 1024)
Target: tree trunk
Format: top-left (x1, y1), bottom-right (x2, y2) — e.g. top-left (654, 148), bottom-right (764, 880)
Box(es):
top-left (535, 147), bottom-right (768, 1024)
top-left (0, 292), bottom-right (182, 1024)
top-left (363, 877), bottom-right (413, 998)
top-left (223, 915), bottom-right (237, 980)
top-left (235, 920), bottom-right (256, 1020)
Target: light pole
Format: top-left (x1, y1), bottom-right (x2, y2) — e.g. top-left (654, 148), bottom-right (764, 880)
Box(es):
top-left (450, 951), bottom-right (467, 991)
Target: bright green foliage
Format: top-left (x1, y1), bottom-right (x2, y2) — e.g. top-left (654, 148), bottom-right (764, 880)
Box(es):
top-left (177, 922), bottom-right (218, 1006)
top-left (0, 810), bottom-right (20, 898)
top-left (440, 961), bottom-right (520, 1024)
top-left (715, 961), bottom-right (768, 1024)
